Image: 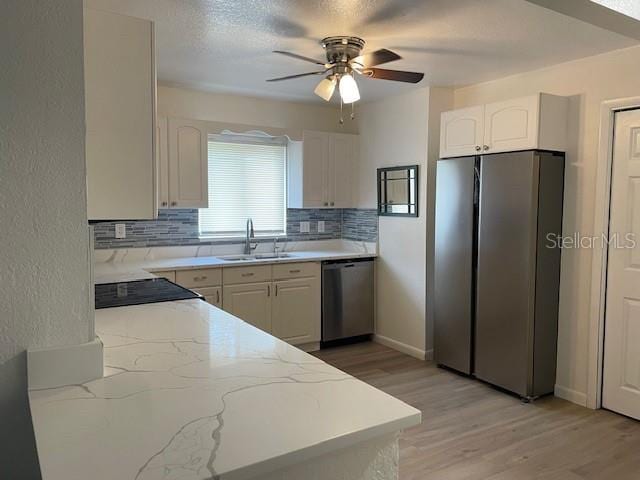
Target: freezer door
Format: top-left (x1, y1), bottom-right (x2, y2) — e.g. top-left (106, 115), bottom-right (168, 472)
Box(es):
top-left (475, 151), bottom-right (538, 396)
top-left (434, 156), bottom-right (476, 374)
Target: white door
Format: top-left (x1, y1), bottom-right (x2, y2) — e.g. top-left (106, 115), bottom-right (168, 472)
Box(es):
top-left (302, 131), bottom-right (329, 207)
top-left (193, 286), bottom-right (222, 309)
top-left (439, 105), bottom-right (485, 158)
top-left (167, 117), bottom-right (209, 208)
top-left (272, 277), bottom-right (320, 345)
top-left (330, 133), bottom-right (356, 208)
top-left (483, 95), bottom-right (538, 154)
top-left (603, 108), bottom-right (640, 420)
top-left (84, 8), bottom-right (156, 220)
top-left (222, 282), bottom-right (272, 333)
top-left (156, 116), bottom-right (169, 209)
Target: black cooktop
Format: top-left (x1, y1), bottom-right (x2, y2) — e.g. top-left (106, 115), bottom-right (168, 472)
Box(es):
top-left (95, 278), bottom-right (203, 309)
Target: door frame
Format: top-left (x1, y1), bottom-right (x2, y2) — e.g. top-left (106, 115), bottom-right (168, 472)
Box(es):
top-left (587, 96), bottom-right (640, 409)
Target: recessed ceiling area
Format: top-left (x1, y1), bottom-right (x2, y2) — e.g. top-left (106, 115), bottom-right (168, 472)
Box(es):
top-left (87, 0), bottom-right (638, 103)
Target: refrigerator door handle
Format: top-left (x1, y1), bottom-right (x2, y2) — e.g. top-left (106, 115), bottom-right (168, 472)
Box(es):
top-left (473, 163), bottom-right (481, 206)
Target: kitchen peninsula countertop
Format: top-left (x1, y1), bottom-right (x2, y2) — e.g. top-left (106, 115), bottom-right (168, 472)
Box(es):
top-left (29, 299), bottom-right (419, 480)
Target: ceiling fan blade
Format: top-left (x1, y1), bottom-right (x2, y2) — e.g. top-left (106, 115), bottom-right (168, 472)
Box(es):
top-left (351, 48), bottom-right (401, 68)
top-left (362, 68), bottom-right (424, 83)
top-left (273, 50), bottom-right (326, 66)
top-left (266, 71), bottom-right (326, 82)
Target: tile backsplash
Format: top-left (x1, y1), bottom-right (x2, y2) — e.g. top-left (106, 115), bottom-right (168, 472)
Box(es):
top-left (92, 208), bottom-right (377, 249)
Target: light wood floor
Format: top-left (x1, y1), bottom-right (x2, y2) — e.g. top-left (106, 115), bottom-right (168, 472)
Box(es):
top-left (313, 342), bottom-right (640, 480)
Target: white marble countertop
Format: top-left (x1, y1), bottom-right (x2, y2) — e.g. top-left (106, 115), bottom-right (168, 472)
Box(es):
top-left (94, 241), bottom-right (377, 284)
top-left (29, 299), bottom-right (420, 480)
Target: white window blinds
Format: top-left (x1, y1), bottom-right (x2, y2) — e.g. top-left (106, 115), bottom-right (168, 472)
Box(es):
top-left (199, 134), bottom-right (287, 237)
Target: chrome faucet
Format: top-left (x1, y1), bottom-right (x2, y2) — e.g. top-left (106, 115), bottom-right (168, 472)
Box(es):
top-left (244, 218), bottom-right (258, 255)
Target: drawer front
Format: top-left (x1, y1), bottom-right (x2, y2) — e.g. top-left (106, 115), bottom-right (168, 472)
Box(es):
top-left (272, 262), bottom-right (320, 280)
top-left (175, 268), bottom-right (222, 288)
top-left (223, 265), bottom-right (271, 285)
top-left (192, 286), bottom-right (222, 308)
top-left (152, 270), bottom-right (176, 282)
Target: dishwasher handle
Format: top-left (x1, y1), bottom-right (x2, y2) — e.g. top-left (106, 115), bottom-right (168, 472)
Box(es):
top-left (322, 258), bottom-right (373, 271)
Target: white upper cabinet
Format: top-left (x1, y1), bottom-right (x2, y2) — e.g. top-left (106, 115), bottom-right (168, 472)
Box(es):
top-left (440, 105), bottom-right (485, 158)
top-left (439, 93), bottom-right (568, 158)
top-left (156, 116), bottom-right (170, 209)
top-left (166, 117), bottom-right (209, 208)
top-left (84, 8), bottom-right (156, 220)
top-left (301, 131), bottom-right (329, 208)
top-left (330, 133), bottom-right (357, 208)
top-left (288, 130), bottom-right (358, 208)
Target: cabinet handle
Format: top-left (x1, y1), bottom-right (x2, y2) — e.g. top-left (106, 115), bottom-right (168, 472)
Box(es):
top-left (216, 289), bottom-right (220, 304)
top-left (323, 202), bottom-right (329, 206)
top-left (275, 284), bottom-right (278, 296)
top-left (475, 145), bottom-right (481, 152)
top-left (289, 269), bottom-right (301, 274)
top-left (161, 201), bottom-right (168, 207)
top-left (483, 145), bottom-right (489, 151)
top-left (241, 272), bottom-right (254, 277)
top-left (330, 202), bottom-right (334, 206)
top-left (267, 284), bottom-right (271, 296)
top-left (171, 201), bottom-right (177, 206)
top-left (194, 275), bottom-right (207, 281)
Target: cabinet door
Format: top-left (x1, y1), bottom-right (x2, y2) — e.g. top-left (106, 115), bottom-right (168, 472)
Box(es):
top-left (84, 8), bottom-right (156, 220)
top-left (329, 133), bottom-right (356, 208)
top-left (156, 116), bottom-right (169, 209)
top-left (302, 131), bottom-right (329, 207)
top-left (222, 282), bottom-right (272, 333)
top-left (272, 277), bottom-right (320, 345)
top-left (168, 118), bottom-right (208, 208)
top-left (483, 95), bottom-right (538, 154)
top-left (439, 105), bottom-right (484, 158)
top-left (193, 286), bottom-right (222, 308)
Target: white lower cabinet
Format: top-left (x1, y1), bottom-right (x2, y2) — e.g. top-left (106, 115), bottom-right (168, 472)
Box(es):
top-left (170, 262), bottom-right (322, 349)
top-left (222, 282), bottom-right (272, 333)
top-left (193, 286), bottom-right (222, 309)
top-left (272, 277), bottom-right (320, 345)
top-left (222, 262), bottom-right (321, 348)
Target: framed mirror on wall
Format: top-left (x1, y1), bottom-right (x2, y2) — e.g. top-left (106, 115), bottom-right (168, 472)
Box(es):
top-left (377, 165), bottom-right (419, 217)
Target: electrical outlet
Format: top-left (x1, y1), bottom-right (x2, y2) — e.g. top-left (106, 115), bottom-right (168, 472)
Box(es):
top-left (317, 220), bottom-right (325, 233)
top-left (300, 221), bottom-right (310, 233)
top-left (115, 223), bottom-right (126, 239)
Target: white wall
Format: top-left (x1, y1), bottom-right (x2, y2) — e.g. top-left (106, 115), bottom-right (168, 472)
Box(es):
top-left (158, 85), bottom-right (357, 135)
top-left (357, 88), bottom-right (431, 358)
top-left (1, 0), bottom-right (90, 476)
top-left (452, 44), bottom-right (640, 404)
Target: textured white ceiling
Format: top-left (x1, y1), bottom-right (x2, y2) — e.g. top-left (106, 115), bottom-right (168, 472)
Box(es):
top-left (87, 0), bottom-right (637, 103)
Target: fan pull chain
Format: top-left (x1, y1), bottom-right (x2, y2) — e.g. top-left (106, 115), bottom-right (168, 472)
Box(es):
top-left (339, 97), bottom-right (344, 125)
top-left (351, 102), bottom-right (355, 121)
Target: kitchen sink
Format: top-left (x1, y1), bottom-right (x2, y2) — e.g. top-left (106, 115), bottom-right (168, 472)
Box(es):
top-left (218, 253), bottom-right (295, 262)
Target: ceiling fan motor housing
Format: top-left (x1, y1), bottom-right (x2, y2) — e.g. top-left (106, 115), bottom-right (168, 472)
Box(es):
top-left (321, 36), bottom-right (366, 65)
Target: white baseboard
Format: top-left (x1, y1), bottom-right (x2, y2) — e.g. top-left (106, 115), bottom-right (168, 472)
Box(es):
top-left (373, 334), bottom-right (426, 360)
top-left (554, 384), bottom-right (588, 407)
top-left (28, 337), bottom-right (104, 390)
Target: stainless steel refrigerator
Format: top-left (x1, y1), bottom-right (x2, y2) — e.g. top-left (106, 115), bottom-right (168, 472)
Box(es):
top-left (434, 150), bottom-right (564, 400)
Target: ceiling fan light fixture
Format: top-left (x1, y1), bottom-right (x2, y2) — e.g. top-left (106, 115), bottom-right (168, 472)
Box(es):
top-left (339, 73), bottom-right (360, 104)
top-left (314, 76), bottom-right (336, 101)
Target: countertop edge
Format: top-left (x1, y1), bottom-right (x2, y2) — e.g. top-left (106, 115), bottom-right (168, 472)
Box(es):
top-left (222, 410), bottom-right (422, 480)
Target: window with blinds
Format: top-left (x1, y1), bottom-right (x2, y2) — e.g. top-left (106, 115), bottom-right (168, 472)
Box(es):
top-left (199, 134), bottom-right (287, 237)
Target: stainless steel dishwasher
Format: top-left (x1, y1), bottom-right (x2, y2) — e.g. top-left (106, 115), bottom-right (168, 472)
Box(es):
top-left (322, 258), bottom-right (374, 345)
